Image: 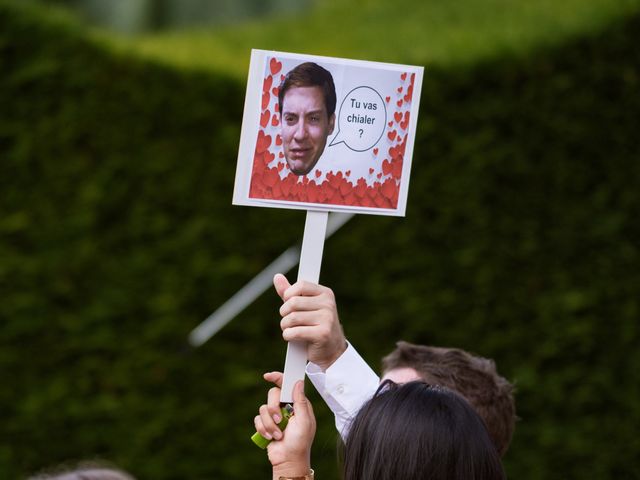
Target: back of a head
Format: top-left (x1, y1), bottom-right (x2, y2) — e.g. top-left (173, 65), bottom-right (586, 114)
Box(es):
top-left (27, 462), bottom-right (135, 480)
top-left (343, 381), bottom-right (505, 480)
top-left (382, 341), bottom-right (516, 456)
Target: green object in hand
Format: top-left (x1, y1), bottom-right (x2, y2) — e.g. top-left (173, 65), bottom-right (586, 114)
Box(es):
top-left (251, 404), bottom-right (294, 449)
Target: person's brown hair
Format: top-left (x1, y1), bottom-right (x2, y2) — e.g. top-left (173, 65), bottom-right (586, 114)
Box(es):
top-left (277, 62), bottom-right (336, 118)
top-left (381, 341), bottom-right (516, 456)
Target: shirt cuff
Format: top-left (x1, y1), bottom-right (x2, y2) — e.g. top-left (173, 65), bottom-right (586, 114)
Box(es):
top-left (306, 342), bottom-right (380, 416)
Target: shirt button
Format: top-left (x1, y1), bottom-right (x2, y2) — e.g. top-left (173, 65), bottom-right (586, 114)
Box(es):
top-left (336, 384), bottom-right (345, 394)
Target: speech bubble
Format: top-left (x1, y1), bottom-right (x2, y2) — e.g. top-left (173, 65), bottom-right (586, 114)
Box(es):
top-left (328, 86), bottom-right (387, 152)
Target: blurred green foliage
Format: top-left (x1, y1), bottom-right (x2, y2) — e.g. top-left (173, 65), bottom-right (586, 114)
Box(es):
top-left (1, 1), bottom-right (639, 479)
top-left (119, 0), bottom-right (640, 78)
top-left (33, 0), bottom-right (314, 34)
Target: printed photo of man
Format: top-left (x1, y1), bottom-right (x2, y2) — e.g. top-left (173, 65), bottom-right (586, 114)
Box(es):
top-left (278, 62), bottom-right (336, 176)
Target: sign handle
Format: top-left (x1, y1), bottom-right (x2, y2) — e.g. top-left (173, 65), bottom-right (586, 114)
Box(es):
top-left (280, 210), bottom-right (328, 403)
top-left (251, 210), bottom-right (328, 447)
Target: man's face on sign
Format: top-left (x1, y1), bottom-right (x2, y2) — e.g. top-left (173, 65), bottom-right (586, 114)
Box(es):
top-left (281, 85), bottom-right (335, 176)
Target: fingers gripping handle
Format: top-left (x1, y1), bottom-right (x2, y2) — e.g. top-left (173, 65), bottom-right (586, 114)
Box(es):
top-left (251, 404), bottom-right (294, 449)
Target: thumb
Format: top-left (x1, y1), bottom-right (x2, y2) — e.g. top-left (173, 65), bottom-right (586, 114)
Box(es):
top-left (263, 371), bottom-right (284, 388)
top-left (273, 273), bottom-right (291, 301)
top-left (292, 380), bottom-right (313, 419)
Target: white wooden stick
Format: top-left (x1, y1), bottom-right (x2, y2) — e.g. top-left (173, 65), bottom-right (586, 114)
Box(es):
top-left (279, 210), bottom-right (329, 403)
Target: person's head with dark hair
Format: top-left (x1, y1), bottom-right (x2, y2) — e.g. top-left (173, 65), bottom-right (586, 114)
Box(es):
top-left (381, 341), bottom-right (516, 457)
top-left (277, 62), bottom-right (336, 175)
top-left (343, 381), bottom-right (506, 480)
top-left (27, 461), bottom-right (135, 480)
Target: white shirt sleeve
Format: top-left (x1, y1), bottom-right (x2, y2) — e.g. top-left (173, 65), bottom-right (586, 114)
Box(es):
top-left (306, 342), bottom-right (380, 439)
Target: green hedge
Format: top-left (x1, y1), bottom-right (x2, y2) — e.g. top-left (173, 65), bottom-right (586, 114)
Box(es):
top-left (1, 2), bottom-right (639, 479)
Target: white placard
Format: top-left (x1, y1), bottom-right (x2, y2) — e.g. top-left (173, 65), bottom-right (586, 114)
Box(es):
top-left (233, 50), bottom-right (424, 217)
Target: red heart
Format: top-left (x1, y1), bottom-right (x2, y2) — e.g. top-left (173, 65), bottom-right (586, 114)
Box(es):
top-left (340, 178), bottom-right (352, 196)
top-left (272, 86), bottom-right (279, 97)
top-left (279, 151), bottom-right (284, 158)
top-left (373, 148), bottom-right (379, 155)
top-left (381, 178), bottom-right (398, 201)
top-left (277, 163), bottom-right (284, 172)
top-left (394, 111), bottom-right (402, 123)
top-left (389, 144), bottom-right (404, 162)
top-left (400, 112), bottom-right (410, 130)
top-left (264, 151), bottom-right (275, 165)
top-left (388, 121), bottom-right (393, 128)
top-left (377, 172), bottom-right (382, 179)
top-left (404, 84), bottom-right (413, 103)
top-left (256, 130), bottom-right (272, 153)
top-left (260, 109), bottom-right (270, 128)
top-left (271, 114), bottom-right (279, 127)
top-left (382, 159), bottom-right (393, 175)
top-left (315, 170), bottom-right (322, 178)
top-left (393, 158), bottom-right (403, 178)
top-left (410, 73), bottom-right (415, 84)
top-left (346, 170), bottom-right (351, 177)
top-left (401, 72), bottom-right (407, 81)
top-left (270, 58), bottom-right (282, 75)
top-left (262, 91), bottom-right (270, 111)
top-left (275, 134), bottom-right (282, 146)
top-left (327, 173), bottom-right (342, 190)
top-left (385, 96), bottom-right (390, 103)
top-left (387, 130), bottom-right (397, 141)
top-left (280, 175), bottom-right (294, 196)
top-left (397, 86), bottom-right (403, 93)
top-left (355, 179), bottom-right (367, 198)
top-left (369, 167), bottom-right (375, 174)
top-left (263, 75), bottom-right (273, 93)
top-left (397, 99), bottom-right (403, 108)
